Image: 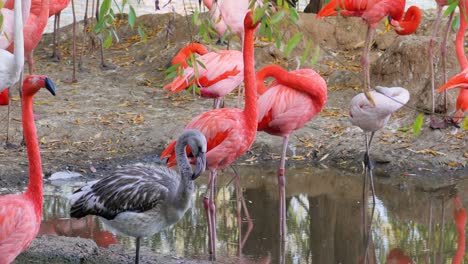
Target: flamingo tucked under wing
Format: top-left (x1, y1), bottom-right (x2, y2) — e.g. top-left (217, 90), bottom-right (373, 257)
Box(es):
top-left (317, 0), bottom-right (421, 104)
top-left (255, 64), bottom-right (327, 238)
top-left (164, 45), bottom-right (244, 109)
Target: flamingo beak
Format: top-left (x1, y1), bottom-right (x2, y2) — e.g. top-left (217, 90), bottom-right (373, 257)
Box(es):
top-left (192, 151), bottom-right (206, 180)
top-left (45, 78), bottom-right (56, 96)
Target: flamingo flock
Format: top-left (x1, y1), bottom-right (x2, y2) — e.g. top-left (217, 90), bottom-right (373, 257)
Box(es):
top-left (0, 1), bottom-right (466, 263)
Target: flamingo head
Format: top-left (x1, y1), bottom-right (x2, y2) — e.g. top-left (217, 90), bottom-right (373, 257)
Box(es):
top-left (23, 75), bottom-right (56, 97)
top-left (390, 6), bottom-right (422, 35)
top-left (244, 10), bottom-right (260, 30)
top-left (184, 129), bottom-right (207, 180)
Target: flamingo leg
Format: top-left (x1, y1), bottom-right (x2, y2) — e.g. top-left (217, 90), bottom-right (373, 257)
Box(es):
top-left (5, 87), bottom-right (11, 147)
top-left (240, 191), bottom-right (253, 249)
top-left (278, 135), bottom-right (289, 240)
top-left (362, 132), bottom-right (376, 264)
top-left (135, 236), bottom-right (141, 264)
top-left (51, 14), bottom-right (59, 60)
top-left (70, 0), bottom-right (77, 82)
top-left (429, 5), bottom-right (443, 115)
top-left (361, 26), bottom-right (376, 105)
top-left (442, 11), bottom-right (455, 115)
top-left (205, 169), bottom-right (217, 260)
top-left (235, 169), bottom-right (242, 255)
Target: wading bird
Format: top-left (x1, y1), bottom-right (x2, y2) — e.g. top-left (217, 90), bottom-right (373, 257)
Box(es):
top-left (70, 130), bottom-right (207, 264)
top-left (428, 0), bottom-right (454, 126)
top-left (0, 75), bottom-right (56, 264)
top-left (164, 43), bottom-right (244, 109)
top-left (349, 86), bottom-right (409, 198)
top-left (201, 0), bottom-right (227, 44)
top-left (6, 0), bottom-right (49, 74)
top-left (0, 0), bottom-right (25, 91)
top-left (170, 42), bottom-right (209, 69)
top-left (161, 11), bottom-right (259, 259)
top-left (0, 0), bottom-right (30, 49)
top-left (437, 70), bottom-right (468, 123)
top-left (255, 64), bottom-right (327, 238)
top-left (317, 0), bottom-right (421, 104)
top-left (4, 0), bottom-right (70, 60)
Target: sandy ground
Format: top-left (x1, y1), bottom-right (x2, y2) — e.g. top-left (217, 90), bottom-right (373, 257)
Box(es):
top-left (0, 10), bottom-right (466, 263)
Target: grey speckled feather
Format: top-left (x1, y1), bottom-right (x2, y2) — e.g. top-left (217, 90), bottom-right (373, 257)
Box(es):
top-left (70, 163), bottom-right (180, 220)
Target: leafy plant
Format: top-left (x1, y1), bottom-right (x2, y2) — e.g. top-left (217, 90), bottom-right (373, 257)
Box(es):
top-left (412, 113), bottom-right (424, 137)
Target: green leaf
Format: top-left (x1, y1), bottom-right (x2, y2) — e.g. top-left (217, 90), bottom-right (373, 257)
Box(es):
top-left (444, 0), bottom-right (458, 17)
top-left (270, 10), bottom-right (285, 25)
top-left (284, 32), bottom-right (302, 57)
top-left (192, 9), bottom-right (200, 26)
top-left (0, 1), bottom-right (4, 9)
top-left (195, 59), bottom-right (206, 69)
top-left (99, 0), bottom-right (111, 21)
top-left (103, 31), bottom-right (113, 48)
top-left (412, 113), bottom-right (424, 137)
top-left (310, 45), bottom-right (320, 65)
top-left (0, 14), bottom-right (3, 31)
top-left (300, 41), bottom-right (312, 66)
top-left (128, 5), bottom-right (136, 28)
top-left (462, 115), bottom-right (468, 130)
top-left (137, 25), bottom-right (147, 41)
top-left (165, 63), bottom-right (180, 73)
top-left (164, 70), bottom-right (177, 80)
top-left (289, 8), bottom-right (300, 22)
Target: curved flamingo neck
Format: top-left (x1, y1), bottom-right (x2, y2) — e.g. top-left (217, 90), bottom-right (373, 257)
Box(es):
top-left (172, 43), bottom-right (209, 68)
top-left (23, 88), bottom-right (43, 216)
top-left (256, 65), bottom-right (327, 108)
top-left (242, 13), bottom-right (258, 133)
top-left (393, 6), bottom-right (422, 35)
top-left (456, 7), bottom-right (468, 70)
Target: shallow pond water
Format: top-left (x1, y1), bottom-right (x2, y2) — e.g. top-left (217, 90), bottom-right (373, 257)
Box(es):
top-left (36, 164), bottom-right (467, 263)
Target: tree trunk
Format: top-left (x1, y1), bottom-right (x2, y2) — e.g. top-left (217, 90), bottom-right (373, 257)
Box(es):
top-left (303, 0), bottom-right (326, 13)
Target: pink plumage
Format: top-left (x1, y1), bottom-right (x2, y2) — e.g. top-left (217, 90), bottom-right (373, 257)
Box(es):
top-left (254, 64), bottom-right (327, 238)
top-left (164, 49), bottom-right (243, 108)
top-left (6, 0), bottom-right (50, 74)
top-left (0, 75), bottom-right (56, 264)
top-left (161, 11), bottom-right (259, 259)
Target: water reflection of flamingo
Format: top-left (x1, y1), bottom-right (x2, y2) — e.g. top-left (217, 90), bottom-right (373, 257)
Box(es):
top-left (317, 0), bottom-right (421, 104)
top-left (161, 12), bottom-right (259, 260)
top-left (70, 130), bottom-right (207, 264)
top-left (386, 248), bottom-right (411, 264)
top-left (452, 195), bottom-right (466, 264)
top-left (39, 216), bottom-right (118, 248)
top-left (255, 65), bottom-right (327, 238)
top-left (0, 75), bottom-right (56, 264)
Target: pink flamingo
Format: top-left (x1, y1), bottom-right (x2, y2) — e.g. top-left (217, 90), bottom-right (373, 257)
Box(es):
top-left (4, 0), bottom-right (69, 60)
top-left (161, 11), bottom-right (259, 260)
top-left (428, 0), bottom-right (454, 125)
top-left (255, 65), bottom-right (327, 238)
top-left (436, 0), bottom-right (468, 124)
top-left (171, 42), bottom-right (209, 69)
top-left (6, 0), bottom-right (50, 74)
top-left (201, 0), bottom-right (227, 44)
top-left (437, 70), bottom-right (468, 123)
top-left (0, 90), bottom-right (8, 105)
top-left (349, 86), bottom-right (409, 201)
top-left (452, 195), bottom-right (466, 264)
top-left (0, 0), bottom-right (30, 49)
top-left (164, 44), bottom-right (244, 109)
top-left (317, 0), bottom-right (421, 104)
top-left (216, 0), bottom-right (263, 40)
top-left (0, 75), bottom-right (56, 264)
